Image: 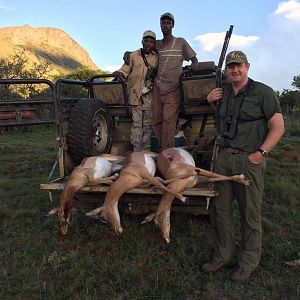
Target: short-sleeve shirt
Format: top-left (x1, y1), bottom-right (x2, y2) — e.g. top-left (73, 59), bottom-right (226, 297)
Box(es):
top-left (155, 37), bottom-right (196, 92)
top-left (218, 78), bottom-right (282, 152)
top-left (119, 49), bottom-right (158, 105)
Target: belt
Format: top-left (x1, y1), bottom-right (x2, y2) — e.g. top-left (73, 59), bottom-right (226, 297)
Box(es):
top-left (219, 146), bottom-right (248, 154)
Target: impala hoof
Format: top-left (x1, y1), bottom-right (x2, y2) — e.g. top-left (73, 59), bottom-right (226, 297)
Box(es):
top-left (61, 224), bottom-right (69, 235)
top-left (115, 226), bottom-right (123, 234)
top-left (164, 238), bottom-right (170, 244)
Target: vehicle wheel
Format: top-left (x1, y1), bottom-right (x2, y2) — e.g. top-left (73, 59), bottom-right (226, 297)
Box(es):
top-left (68, 98), bottom-right (113, 164)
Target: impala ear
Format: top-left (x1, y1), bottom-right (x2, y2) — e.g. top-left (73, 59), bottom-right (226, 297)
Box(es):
top-left (47, 207), bottom-right (59, 215)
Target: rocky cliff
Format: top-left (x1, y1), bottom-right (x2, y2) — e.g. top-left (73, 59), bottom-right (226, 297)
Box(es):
top-left (0, 25), bottom-right (98, 75)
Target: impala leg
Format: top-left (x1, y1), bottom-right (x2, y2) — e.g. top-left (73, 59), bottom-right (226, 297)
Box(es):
top-left (207, 174), bottom-right (250, 185)
top-left (59, 172), bottom-right (89, 235)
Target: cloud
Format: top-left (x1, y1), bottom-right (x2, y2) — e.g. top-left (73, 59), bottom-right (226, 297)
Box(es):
top-left (193, 0), bottom-right (300, 91)
top-left (195, 32), bottom-right (259, 52)
top-left (252, 0), bottom-right (300, 90)
top-left (274, 0), bottom-right (300, 21)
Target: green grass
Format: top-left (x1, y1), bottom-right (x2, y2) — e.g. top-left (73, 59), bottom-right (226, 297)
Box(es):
top-left (0, 125), bottom-right (299, 299)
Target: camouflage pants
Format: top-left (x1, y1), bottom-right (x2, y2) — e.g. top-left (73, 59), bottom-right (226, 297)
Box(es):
top-left (210, 150), bottom-right (266, 271)
top-left (130, 93), bottom-right (152, 152)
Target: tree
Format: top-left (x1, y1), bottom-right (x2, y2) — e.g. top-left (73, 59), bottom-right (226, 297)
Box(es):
top-left (278, 89), bottom-right (300, 115)
top-left (55, 67), bottom-right (103, 81)
top-left (0, 49), bottom-right (53, 99)
top-left (54, 67), bottom-right (109, 98)
top-left (292, 75), bottom-right (300, 91)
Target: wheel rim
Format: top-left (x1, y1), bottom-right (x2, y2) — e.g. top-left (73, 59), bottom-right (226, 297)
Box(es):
top-left (93, 109), bottom-right (108, 152)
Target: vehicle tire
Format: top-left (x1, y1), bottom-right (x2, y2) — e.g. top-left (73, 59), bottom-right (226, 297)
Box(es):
top-left (67, 98), bottom-right (113, 164)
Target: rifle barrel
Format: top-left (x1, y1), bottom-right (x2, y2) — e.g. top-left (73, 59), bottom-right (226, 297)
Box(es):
top-left (217, 25), bottom-right (234, 69)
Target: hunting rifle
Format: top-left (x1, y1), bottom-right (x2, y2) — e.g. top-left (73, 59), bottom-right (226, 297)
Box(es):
top-left (211, 25), bottom-right (234, 172)
top-left (216, 25), bottom-right (234, 88)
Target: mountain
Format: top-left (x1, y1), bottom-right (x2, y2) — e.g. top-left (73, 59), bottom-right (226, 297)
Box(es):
top-left (0, 25), bottom-right (99, 76)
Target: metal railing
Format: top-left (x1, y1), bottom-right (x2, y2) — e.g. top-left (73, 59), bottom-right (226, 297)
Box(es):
top-left (0, 79), bottom-right (55, 127)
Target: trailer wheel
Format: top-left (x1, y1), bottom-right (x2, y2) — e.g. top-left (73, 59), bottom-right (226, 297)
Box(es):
top-left (68, 99), bottom-right (113, 164)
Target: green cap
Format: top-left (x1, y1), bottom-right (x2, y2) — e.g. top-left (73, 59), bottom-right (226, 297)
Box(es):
top-left (225, 50), bottom-right (248, 66)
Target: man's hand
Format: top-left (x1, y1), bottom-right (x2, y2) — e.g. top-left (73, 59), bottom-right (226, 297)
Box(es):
top-left (207, 88), bottom-right (223, 104)
top-left (112, 71), bottom-right (125, 79)
top-left (190, 61), bottom-right (198, 72)
top-left (190, 56), bottom-right (198, 72)
top-left (248, 151), bottom-right (263, 165)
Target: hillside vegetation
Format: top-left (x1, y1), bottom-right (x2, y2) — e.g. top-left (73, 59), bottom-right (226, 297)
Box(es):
top-left (0, 25), bottom-right (98, 76)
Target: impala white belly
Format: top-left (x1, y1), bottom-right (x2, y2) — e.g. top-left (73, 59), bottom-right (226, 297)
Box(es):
top-left (93, 158), bottom-right (112, 179)
top-left (177, 148), bottom-right (195, 166)
top-left (144, 154), bottom-right (156, 175)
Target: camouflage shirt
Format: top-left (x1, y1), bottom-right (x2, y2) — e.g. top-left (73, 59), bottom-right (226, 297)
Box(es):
top-left (119, 49), bottom-right (158, 105)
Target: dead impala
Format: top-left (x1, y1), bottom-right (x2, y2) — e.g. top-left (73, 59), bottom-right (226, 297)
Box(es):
top-left (142, 147), bottom-right (249, 243)
top-left (85, 151), bottom-right (187, 234)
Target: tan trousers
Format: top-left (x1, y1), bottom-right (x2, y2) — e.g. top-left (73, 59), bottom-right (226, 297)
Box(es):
top-left (151, 84), bottom-right (180, 150)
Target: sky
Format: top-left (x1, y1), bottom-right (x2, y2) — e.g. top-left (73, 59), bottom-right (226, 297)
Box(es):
top-left (0, 0), bottom-right (300, 91)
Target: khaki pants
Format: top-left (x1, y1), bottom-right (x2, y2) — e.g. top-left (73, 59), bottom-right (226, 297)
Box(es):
top-left (130, 92), bottom-right (152, 152)
top-left (210, 150), bottom-right (266, 271)
top-left (152, 84), bottom-right (180, 150)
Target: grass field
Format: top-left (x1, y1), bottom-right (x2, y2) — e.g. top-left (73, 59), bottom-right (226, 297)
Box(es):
top-left (0, 124), bottom-right (299, 300)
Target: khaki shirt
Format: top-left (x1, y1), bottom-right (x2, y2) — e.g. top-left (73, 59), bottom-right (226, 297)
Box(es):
top-left (119, 49), bottom-right (158, 105)
top-left (155, 37), bottom-right (196, 91)
top-left (218, 79), bottom-right (282, 152)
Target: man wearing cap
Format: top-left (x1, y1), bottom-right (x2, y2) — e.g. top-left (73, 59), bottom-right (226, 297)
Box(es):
top-left (113, 30), bottom-right (158, 151)
top-left (202, 50), bottom-right (285, 281)
top-left (152, 12), bottom-right (198, 151)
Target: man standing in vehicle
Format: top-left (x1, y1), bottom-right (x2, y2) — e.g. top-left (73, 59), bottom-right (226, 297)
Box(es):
top-left (152, 12), bottom-right (198, 151)
top-left (113, 31), bottom-right (158, 151)
top-left (202, 50), bottom-right (285, 281)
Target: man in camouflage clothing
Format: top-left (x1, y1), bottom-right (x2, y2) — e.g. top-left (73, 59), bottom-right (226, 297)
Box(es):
top-left (113, 31), bottom-right (158, 151)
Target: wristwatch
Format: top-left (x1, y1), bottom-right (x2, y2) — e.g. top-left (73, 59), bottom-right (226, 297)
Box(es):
top-left (257, 148), bottom-right (268, 157)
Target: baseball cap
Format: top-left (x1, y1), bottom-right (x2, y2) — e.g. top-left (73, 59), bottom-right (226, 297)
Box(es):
top-left (225, 50), bottom-right (248, 66)
top-left (143, 30), bottom-right (156, 39)
top-left (160, 12), bottom-right (175, 24)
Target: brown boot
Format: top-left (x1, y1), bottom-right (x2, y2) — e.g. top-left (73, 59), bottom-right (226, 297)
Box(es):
top-left (231, 266), bottom-right (252, 282)
top-left (202, 260), bottom-right (227, 272)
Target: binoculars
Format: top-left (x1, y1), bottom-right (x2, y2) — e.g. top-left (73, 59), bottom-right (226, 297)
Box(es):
top-left (146, 67), bottom-right (158, 80)
top-left (220, 115), bottom-right (238, 139)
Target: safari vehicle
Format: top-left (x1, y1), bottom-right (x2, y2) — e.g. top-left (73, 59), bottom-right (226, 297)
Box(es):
top-left (0, 26), bottom-right (233, 216)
